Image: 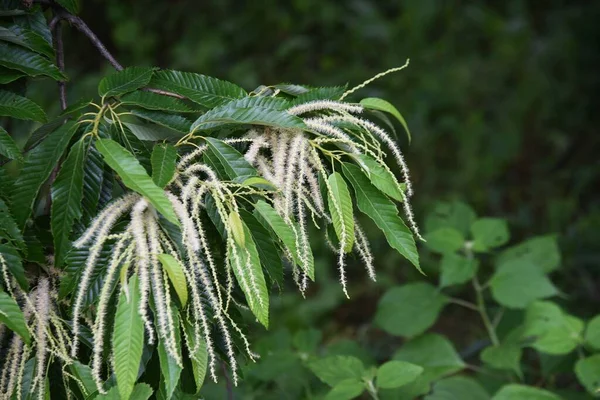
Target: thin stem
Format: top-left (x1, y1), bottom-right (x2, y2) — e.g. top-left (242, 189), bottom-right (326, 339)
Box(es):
top-left (51, 19), bottom-right (67, 111)
top-left (473, 276), bottom-right (499, 346)
top-left (447, 297), bottom-right (479, 311)
top-left (364, 380), bottom-right (380, 400)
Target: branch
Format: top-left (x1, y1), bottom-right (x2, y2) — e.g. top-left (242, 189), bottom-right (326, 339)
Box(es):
top-left (51, 17), bottom-right (67, 110)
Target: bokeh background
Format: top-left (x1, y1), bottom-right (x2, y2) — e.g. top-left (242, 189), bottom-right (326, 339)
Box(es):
top-left (28, 0), bottom-right (599, 397)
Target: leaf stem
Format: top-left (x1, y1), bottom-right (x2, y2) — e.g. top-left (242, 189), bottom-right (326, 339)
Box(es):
top-left (364, 379), bottom-right (380, 400)
top-left (447, 297), bottom-right (479, 311)
top-left (473, 276), bottom-right (499, 346)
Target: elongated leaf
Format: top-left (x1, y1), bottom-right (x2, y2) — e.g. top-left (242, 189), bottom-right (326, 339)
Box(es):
top-left (0, 42), bottom-right (63, 80)
top-left (81, 144), bottom-right (105, 223)
top-left (98, 66), bottom-right (155, 98)
top-left (341, 163), bottom-right (420, 270)
top-left (0, 66), bottom-right (25, 83)
top-left (156, 306), bottom-right (182, 400)
top-left (229, 211), bottom-right (245, 247)
top-left (290, 86), bottom-right (347, 105)
top-left (360, 97), bottom-right (411, 142)
top-left (0, 89), bottom-right (46, 122)
top-left (157, 254), bottom-right (188, 307)
top-left (0, 26), bottom-right (54, 58)
top-left (51, 139), bottom-right (85, 267)
top-left (69, 361), bottom-right (96, 397)
top-left (229, 221), bottom-right (269, 328)
top-left (55, 0), bottom-right (79, 14)
top-left (0, 126), bottom-right (21, 160)
top-left (150, 70), bottom-right (247, 108)
top-left (205, 137), bottom-right (257, 180)
top-left (327, 172), bottom-right (354, 253)
top-left (242, 176), bottom-right (278, 190)
top-left (183, 320), bottom-right (208, 392)
top-left (0, 199), bottom-right (25, 252)
top-left (122, 117), bottom-right (184, 142)
top-left (354, 154), bottom-right (403, 202)
top-left (0, 244), bottom-right (28, 290)
top-left (12, 121), bottom-right (78, 227)
top-left (14, 10), bottom-right (52, 45)
top-left (151, 143), bottom-right (177, 188)
top-left (132, 109), bottom-right (191, 133)
top-left (113, 274), bottom-right (145, 400)
top-left (95, 138), bottom-right (179, 225)
top-left (120, 91), bottom-right (196, 113)
top-left (0, 290), bottom-right (31, 344)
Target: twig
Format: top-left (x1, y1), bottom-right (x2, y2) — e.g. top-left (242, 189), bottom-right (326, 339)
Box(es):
top-left (447, 297), bottom-right (479, 311)
top-left (473, 276), bottom-right (499, 346)
top-left (51, 18), bottom-right (67, 111)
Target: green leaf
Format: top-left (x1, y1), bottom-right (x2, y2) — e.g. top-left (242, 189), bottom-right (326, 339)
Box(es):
top-left (308, 355), bottom-right (365, 387)
top-left (0, 199), bottom-right (25, 252)
top-left (0, 26), bottom-right (54, 58)
top-left (120, 91), bottom-right (196, 113)
top-left (81, 144), bottom-right (105, 222)
top-left (353, 154), bottom-right (403, 202)
top-left (424, 376), bottom-right (490, 400)
top-left (585, 315), bottom-right (600, 350)
top-left (205, 137), bottom-right (257, 181)
top-left (151, 143), bottom-right (177, 188)
top-left (97, 383), bottom-right (154, 400)
top-left (492, 384), bottom-right (561, 400)
top-left (95, 138), bottom-right (179, 225)
top-left (12, 121), bottom-right (78, 227)
top-left (325, 379), bottom-right (365, 400)
top-left (375, 283), bottom-right (447, 337)
top-left (0, 126), bottom-right (21, 160)
top-left (0, 66), bottom-right (25, 83)
top-left (522, 301), bottom-right (584, 355)
top-left (327, 172), bottom-right (354, 253)
top-left (113, 274), bottom-right (145, 400)
top-left (14, 10), bottom-right (52, 45)
top-left (425, 200), bottom-right (476, 237)
top-left (424, 228), bottom-right (464, 254)
top-left (228, 211), bottom-right (245, 247)
top-left (157, 254), bottom-right (188, 307)
top-left (439, 253), bottom-right (479, 288)
top-left (342, 162), bottom-right (420, 270)
top-left (360, 97), bottom-right (412, 142)
top-left (51, 139), bottom-right (85, 267)
top-left (55, 0), bottom-right (79, 14)
top-left (0, 244), bottom-right (27, 290)
top-left (183, 320), bottom-right (208, 392)
top-left (132, 109), bottom-right (191, 133)
top-left (122, 117), bottom-right (184, 142)
top-left (241, 176), bottom-right (278, 190)
top-left (156, 307), bottom-right (182, 400)
top-left (0, 42), bottom-right (63, 80)
top-left (0, 290), bottom-right (31, 344)
top-left (150, 70), bottom-right (246, 108)
top-left (291, 85), bottom-right (347, 104)
top-left (229, 221), bottom-right (269, 328)
top-left (489, 261), bottom-right (558, 309)
top-left (376, 361), bottom-right (423, 389)
top-left (471, 218), bottom-right (510, 252)
top-left (575, 355), bottom-right (600, 397)
top-left (98, 66), bottom-right (155, 98)
top-left (496, 235), bottom-right (561, 273)
top-left (0, 89), bottom-right (46, 122)
top-left (480, 332), bottom-right (522, 378)
top-left (69, 361), bottom-right (96, 397)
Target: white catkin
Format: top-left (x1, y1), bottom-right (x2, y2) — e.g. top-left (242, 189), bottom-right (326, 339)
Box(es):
top-left (282, 134), bottom-right (303, 219)
top-left (244, 135), bottom-right (269, 164)
top-left (177, 144), bottom-right (207, 169)
top-left (33, 278), bottom-right (50, 400)
top-left (167, 193), bottom-right (200, 252)
top-left (355, 222), bottom-right (376, 281)
top-left (2, 336), bottom-right (23, 398)
top-left (287, 100), bottom-right (363, 116)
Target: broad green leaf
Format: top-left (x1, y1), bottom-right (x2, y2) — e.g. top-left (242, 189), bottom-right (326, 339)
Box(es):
top-left (97, 383), bottom-right (154, 400)
top-left (150, 70), bottom-right (247, 108)
top-left (229, 221), bottom-right (269, 328)
top-left (14, 9), bottom-right (52, 45)
top-left (0, 244), bottom-right (27, 290)
top-left (95, 138), bottom-right (179, 225)
top-left (471, 218), bottom-right (510, 252)
top-left (55, 0), bottom-right (79, 14)
top-left (183, 320), bottom-right (208, 392)
top-left (424, 376), bottom-right (490, 400)
top-left (81, 144), bottom-right (105, 222)
top-left (132, 109), bottom-right (191, 133)
top-left (253, 200), bottom-right (314, 279)
top-left (492, 384), bottom-right (560, 400)
top-left (157, 254), bottom-right (188, 307)
top-left (0, 42), bottom-right (63, 80)
top-left (229, 211), bottom-right (245, 247)
top-left (151, 143), bottom-right (177, 188)
top-left (156, 307), bottom-right (182, 400)
top-left (425, 200), bottom-right (476, 237)
top-left (51, 139), bottom-right (85, 267)
top-left (0, 126), bottom-right (21, 160)
top-left (439, 253), bottom-right (479, 288)
top-left (376, 361), bottom-right (423, 389)
top-left (480, 342), bottom-right (522, 378)
top-left (489, 261), bottom-right (558, 309)
top-left (360, 97), bottom-right (412, 142)
top-left (113, 274), bottom-right (145, 400)
top-left (375, 283), bottom-right (447, 337)
top-left (0, 66), bottom-right (24, 83)
top-left (0, 290), bottom-right (30, 344)
top-left (575, 355), bottom-right (600, 396)
top-left (496, 235), bottom-right (561, 273)
top-left (69, 361), bottom-right (96, 397)
top-left (342, 163), bottom-right (420, 270)
top-left (522, 301), bottom-right (584, 355)
top-left (354, 154), bottom-right (403, 202)
top-left (273, 83), bottom-right (310, 96)
top-left (12, 121), bottom-right (78, 227)
top-left (205, 137), bottom-right (257, 180)
top-left (122, 117), bottom-right (184, 141)
top-left (0, 89), bottom-right (46, 122)
top-left (424, 228), bottom-right (464, 254)
top-left (325, 379), bottom-right (365, 400)
top-left (308, 355), bottom-right (365, 387)
top-left (0, 26), bottom-right (53, 58)
top-left (585, 315), bottom-right (600, 349)
top-left (327, 172), bottom-right (354, 253)
top-left (98, 66), bottom-right (155, 98)
top-left (120, 91), bottom-right (196, 112)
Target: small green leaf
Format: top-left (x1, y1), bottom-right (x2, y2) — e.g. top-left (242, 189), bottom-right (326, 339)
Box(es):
top-left (132, 109), bottom-right (191, 133)
top-left (585, 315), bottom-right (600, 350)
top-left (327, 172), bottom-right (354, 253)
top-left (69, 361), bottom-right (96, 397)
top-left (492, 384), bottom-right (560, 400)
top-left (360, 97), bottom-right (412, 142)
top-left (120, 90), bottom-right (196, 113)
top-left (481, 341), bottom-right (522, 378)
top-left (156, 307), bottom-right (182, 400)
top-left (183, 319), bottom-right (208, 392)
top-left (471, 218), bottom-right (510, 252)
top-left (325, 379), bottom-right (365, 400)
top-left (575, 355), bottom-right (600, 397)
top-left (424, 376), bottom-right (490, 400)
top-left (425, 201), bottom-right (476, 238)
top-left (55, 0), bottom-right (79, 14)
top-left (0, 89), bottom-right (46, 122)
top-left (308, 355), bottom-right (365, 387)
top-left (157, 254), bottom-right (188, 307)
top-left (151, 143), bottom-right (177, 188)
top-left (375, 283), bottom-right (448, 337)
top-left (496, 235), bottom-right (561, 273)
top-left (490, 261), bottom-right (558, 309)
top-left (0, 126), bottom-right (21, 160)
top-left (376, 360), bottom-right (423, 389)
top-left (242, 176), bottom-right (278, 190)
top-left (353, 154), bottom-right (403, 202)
top-left (0, 290), bottom-right (31, 344)
top-left (229, 211), bottom-right (245, 247)
top-left (113, 274), bottom-right (145, 400)
top-left (0, 244), bottom-right (27, 290)
top-left (0, 42), bottom-right (64, 80)
top-left (0, 199), bottom-right (25, 252)
top-left (96, 138), bottom-right (179, 225)
top-left (291, 86), bottom-right (347, 103)
top-left (205, 137), bottom-right (257, 181)
top-left (342, 163), bottom-right (420, 271)
top-left (424, 228), bottom-right (464, 254)
top-left (98, 66), bottom-right (155, 98)
top-left (439, 253), bottom-right (479, 288)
